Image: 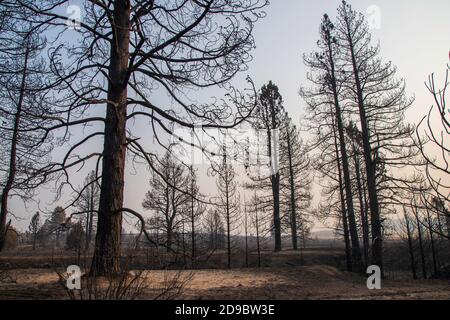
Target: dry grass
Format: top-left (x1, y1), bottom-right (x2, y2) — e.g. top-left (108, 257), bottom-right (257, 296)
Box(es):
top-left (1, 265), bottom-right (449, 300)
top-left (1, 246), bottom-right (450, 300)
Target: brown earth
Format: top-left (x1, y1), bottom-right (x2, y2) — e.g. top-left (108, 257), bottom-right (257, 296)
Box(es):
top-left (1, 265), bottom-right (449, 300)
top-left (1, 247), bottom-right (449, 300)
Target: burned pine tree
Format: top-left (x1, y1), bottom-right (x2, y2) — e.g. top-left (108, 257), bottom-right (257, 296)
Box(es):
top-left (203, 208), bottom-right (225, 252)
top-left (301, 14), bottom-right (363, 271)
top-left (345, 122), bottom-right (370, 267)
top-left (75, 170), bottom-right (100, 251)
top-left (248, 191), bottom-right (269, 268)
top-left (331, 122), bottom-right (353, 271)
top-left (399, 208), bottom-right (417, 280)
top-left (28, 211), bottom-right (40, 250)
top-left (336, 1), bottom-right (416, 271)
top-left (301, 83), bottom-right (353, 270)
top-left (0, 23), bottom-right (54, 251)
top-left (243, 201), bottom-right (249, 267)
top-left (11, 0), bottom-right (268, 275)
top-left (411, 198), bottom-right (428, 279)
top-left (213, 147), bottom-right (241, 269)
top-left (183, 166), bottom-right (205, 268)
top-left (279, 113), bottom-right (312, 250)
top-left (250, 81), bottom-right (284, 252)
top-left (142, 151), bottom-right (190, 253)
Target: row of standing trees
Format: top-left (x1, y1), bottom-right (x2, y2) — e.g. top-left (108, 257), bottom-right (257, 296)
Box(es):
top-left (1, 1), bottom-right (448, 277)
top-left (301, 1), bottom-right (449, 275)
top-left (140, 122), bottom-right (312, 269)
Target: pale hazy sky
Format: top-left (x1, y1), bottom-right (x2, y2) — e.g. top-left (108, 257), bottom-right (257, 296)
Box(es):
top-left (10, 0), bottom-right (450, 232)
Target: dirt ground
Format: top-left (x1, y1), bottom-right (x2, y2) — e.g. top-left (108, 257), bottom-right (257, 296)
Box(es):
top-left (1, 265), bottom-right (449, 300)
top-left (1, 247), bottom-right (449, 300)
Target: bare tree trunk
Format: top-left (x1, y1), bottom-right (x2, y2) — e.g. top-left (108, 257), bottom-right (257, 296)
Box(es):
top-left (436, 210), bottom-right (445, 240)
top-left (255, 200), bottom-right (261, 268)
top-left (255, 83), bottom-right (282, 253)
top-left (340, 13), bottom-right (384, 270)
top-left (271, 172), bottom-right (281, 252)
top-left (267, 126), bottom-right (281, 252)
top-left (244, 204), bottom-right (249, 268)
top-left (188, 166), bottom-right (196, 268)
top-left (362, 178), bottom-right (370, 255)
top-left (285, 126), bottom-right (298, 250)
top-left (86, 183), bottom-right (95, 251)
top-left (340, 195), bottom-right (352, 271)
top-left (166, 224), bottom-right (173, 253)
top-left (85, 209), bottom-right (90, 251)
top-left (348, 43), bottom-right (383, 272)
top-left (353, 151), bottom-right (369, 267)
top-left (85, 184), bottom-right (93, 251)
top-left (301, 227), bottom-right (307, 249)
top-left (226, 198), bottom-right (231, 269)
top-left (191, 196), bottom-right (196, 268)
top-left (224, 154), bottom-right (232, 269)
top-left (333, 120), bottom-right (352, 271)
top-left (156, 219), bottom-right (160, 246)
top-left (88, 210), bottom-right (94, 249)
top-left (324, 32), bottom-right (363, 272)
top-left (332, 85), bottom-right (363, 272)
top-left (444, 209), bottom-right (450, 247)
top-left (415, 212), bottom-right (427, 279)
top-left (0, 41), bottom-right (30, 251)
top-left (182, 222), bottom-right (187, 266)
top-left (55, 229), bottom-right (61, 248)
top-left (90, 0), bottom-right (130, 275)
top-left (404, 212), bottom-right (417, 280)
top-left (32, 232), bottom-right (37, 250)
top-left (426, 207), bottom-right (438, 276)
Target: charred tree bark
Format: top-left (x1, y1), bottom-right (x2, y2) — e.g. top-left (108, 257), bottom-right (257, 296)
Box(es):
top-left (85, 209), bottom-right (91, 251)
top-left (166, 224), bottom-right (173, 253)
top-left (342, 14), bottom-right (383, 272)
top-left (224, 153), bottom-right (232, 269)
top-left (181, 222), bottom-right (187, 266)
top-left (333, 123), bottom-right (352, 271)
top-left (425, 207), bottom-right (438, 276)
top-left (216, 147), bottom-right (239, 269)
top-left (255, 199), bottom-right (261, 268)
top-left (404, 213), bottom-right (417, 280)
top-left (0, 40), bottom-right (30, 251)
top-left (271, 174), bottom-right (281, 252)
top-left (85, 185), bottom-right (94, 251)
top-left (353, 150), bottom-right (370, 267)
top-left (90, 0), bottom-right (130, 276)
top-left (415, 211), bottom-right (427, 279)
top-left (190, 195), bottom-right (196, 268)
top-left (268, 98), bottom-right (282, 253)
top-left (325, 32), bottom-right (363, 272)
top-left (256, 82), bottom-right (283, 252)
top-left (244, 204), bottom-right (249, 268)
top-left (285, 127), bottom-right (298, 250)
top-left (226, 184), bottom-right (231, 269)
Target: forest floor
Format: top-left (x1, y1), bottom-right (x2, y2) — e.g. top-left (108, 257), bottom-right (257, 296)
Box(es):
top-left (1, 247), bottom-right (450, 300)
top-left (1, 265), bottom-right (450, 300)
